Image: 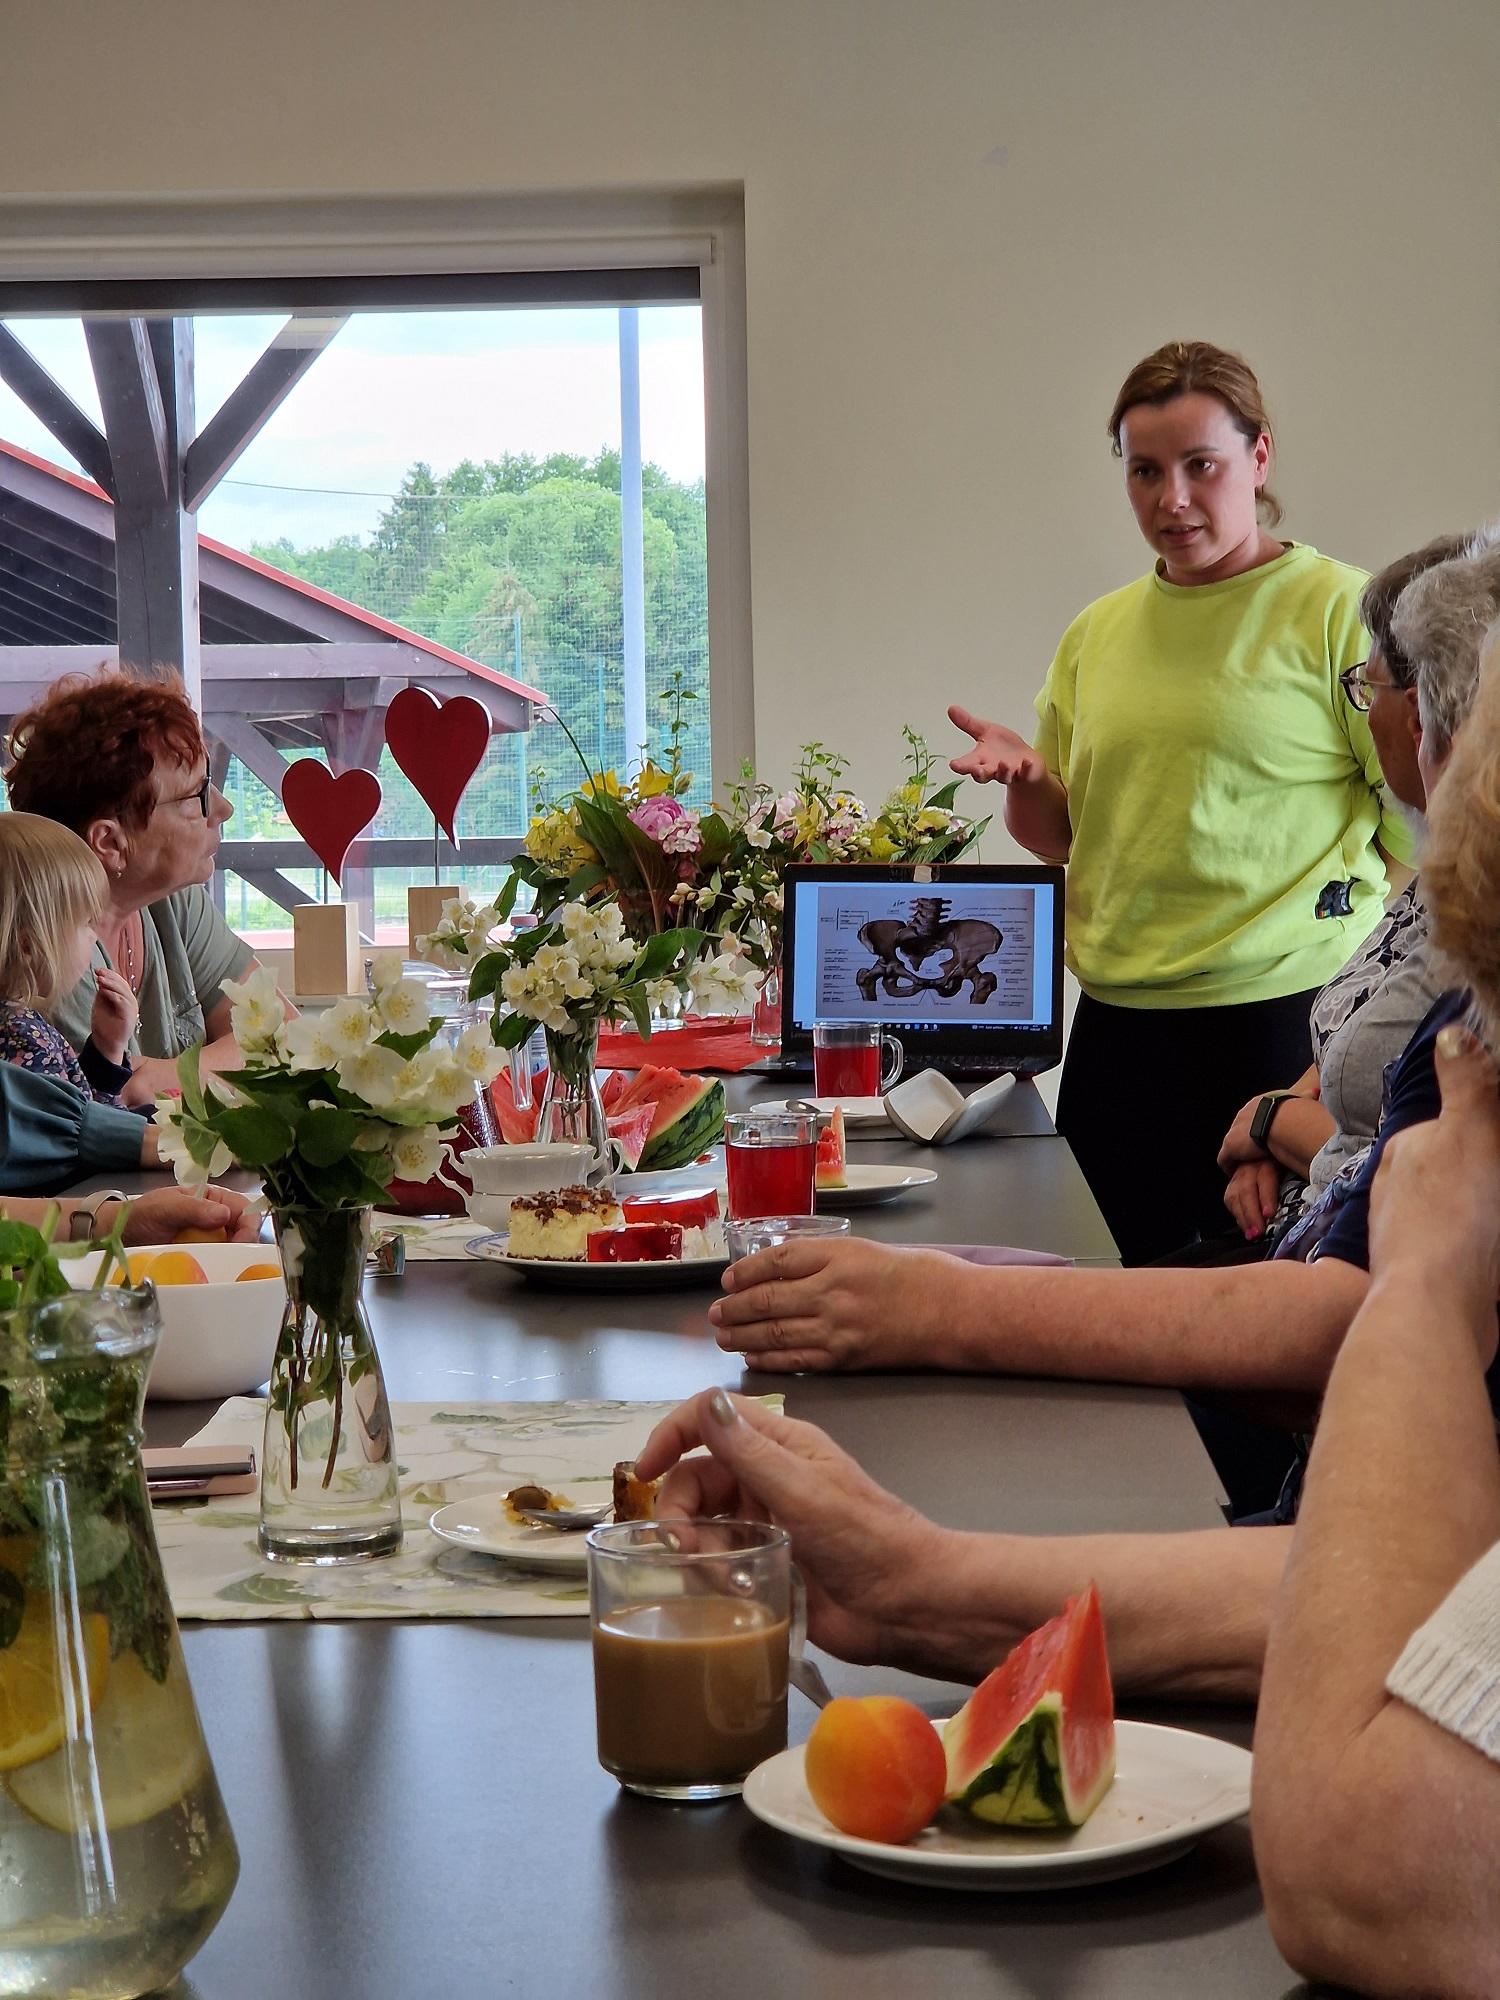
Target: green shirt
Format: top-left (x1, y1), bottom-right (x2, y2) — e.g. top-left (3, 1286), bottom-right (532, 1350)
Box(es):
top-left (53, 886), bottom-right (254, 1063)
top-left (1033, 543), bottom-right (1414, 1009)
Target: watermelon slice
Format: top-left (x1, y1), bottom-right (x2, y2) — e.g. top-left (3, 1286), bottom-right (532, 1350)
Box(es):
top-left (606, 1104), bottom-right (657, 1170)
top-left (943, 1583), bottom-right (1115, 1828)
top-left (815, 1107), bottom-right (847, 1190)
top-left (635, 1074), bottom-right (725, 1172)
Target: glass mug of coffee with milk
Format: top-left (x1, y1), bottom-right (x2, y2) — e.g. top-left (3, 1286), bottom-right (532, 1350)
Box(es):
top-left (587, 1520), bottom-right (791, 1800)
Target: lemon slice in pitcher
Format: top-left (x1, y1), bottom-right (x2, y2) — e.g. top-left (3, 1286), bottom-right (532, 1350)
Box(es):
top-left (0, 1596), bottom-right (110, 1772)
top-left (7, 1647), bottom-right (207, 1832)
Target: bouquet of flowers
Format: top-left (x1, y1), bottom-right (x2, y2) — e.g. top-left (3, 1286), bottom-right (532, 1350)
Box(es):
top-left (495, 678), bottom-right (990, 989)
top-left (156, 960), bottom-right (505, 1204)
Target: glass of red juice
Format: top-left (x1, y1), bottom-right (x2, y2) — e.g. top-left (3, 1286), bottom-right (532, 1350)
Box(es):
top-left (812, 1021), bottom-right (903, 1099)
top-left (724, 1109), bottom-right (819, 1221)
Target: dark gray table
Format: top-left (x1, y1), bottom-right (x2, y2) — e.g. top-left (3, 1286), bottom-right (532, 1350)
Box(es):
top-left (105, 1087), bottom-right (1294, 1997)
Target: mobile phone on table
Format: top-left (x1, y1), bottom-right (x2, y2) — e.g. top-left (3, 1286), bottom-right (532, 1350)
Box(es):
top-left (142, 1446), bottom-right (257, 1499)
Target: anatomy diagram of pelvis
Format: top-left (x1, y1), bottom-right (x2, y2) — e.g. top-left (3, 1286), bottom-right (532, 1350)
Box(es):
top-left (855, 897), bottom-right (1002, 1004)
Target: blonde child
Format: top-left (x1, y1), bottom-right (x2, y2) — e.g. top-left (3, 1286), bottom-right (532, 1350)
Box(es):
top-left (0, 812), bottom-right (138, 1105)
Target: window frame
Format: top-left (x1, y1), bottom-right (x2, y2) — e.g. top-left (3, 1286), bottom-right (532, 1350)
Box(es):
top-left (0, 185), bottom-right (755, 786)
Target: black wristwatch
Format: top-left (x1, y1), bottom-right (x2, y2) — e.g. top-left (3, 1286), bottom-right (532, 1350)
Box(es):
top-left (1248, 1092), bottom-right (1298, 1154)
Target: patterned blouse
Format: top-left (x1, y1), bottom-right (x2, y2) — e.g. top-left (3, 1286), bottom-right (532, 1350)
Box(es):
top-left (0, 1005), bottom-right (132, 1107)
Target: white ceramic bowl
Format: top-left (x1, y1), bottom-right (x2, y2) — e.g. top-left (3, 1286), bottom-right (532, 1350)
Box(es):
top-left (463, 1190), bottom-right (516, 1234)
top-left (462, 1142), bottom-right (596, 1196)
top-left (67, 1241), bottom-right (285, 1402)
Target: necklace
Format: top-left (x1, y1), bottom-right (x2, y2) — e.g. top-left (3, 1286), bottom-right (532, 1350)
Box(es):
top-left (120, 916), bottom-right (140, 994)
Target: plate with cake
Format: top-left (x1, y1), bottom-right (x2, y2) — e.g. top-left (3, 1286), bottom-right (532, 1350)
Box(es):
top-left (466, 1184), bottom-right (730, 1287)
top-left (429, 1461), bottom-right (660, 1573)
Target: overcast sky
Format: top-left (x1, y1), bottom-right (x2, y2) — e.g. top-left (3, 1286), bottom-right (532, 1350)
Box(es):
top-left (0, 306), bottom-right (706, 553)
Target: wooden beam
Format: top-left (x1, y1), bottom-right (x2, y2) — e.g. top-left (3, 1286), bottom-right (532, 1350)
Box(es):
top-left (206, 715), bottom-right (292, 794)
top-left (0, 325), bottom-right (115, 495)
top-left (183, 315), bottom-right (349, 512)
top-left (218, 836), bottom-right (523, 873)
top-left (84, 319), bottom-right (169, 507)
top-left (83, 317), bottom-right (200, 705)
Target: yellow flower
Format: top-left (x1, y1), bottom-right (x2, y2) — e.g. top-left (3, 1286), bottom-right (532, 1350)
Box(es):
top-left (895, 783), bottom-right (924, 812)
top-left (583, 769), bottom-right (624, 799)
top-left (525, 810), bottom-right (597, 874)
top-left (917, 808), bottom-right (952, 833)
top-left (867, 829), bottom-right (898, 861)
top-left (635, 763), bottom-right (674, 799)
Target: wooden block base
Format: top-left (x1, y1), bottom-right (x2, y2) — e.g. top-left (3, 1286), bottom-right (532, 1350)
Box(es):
top-left (409, 884), bottom-right (459, 959)
top-left (293, 902), bottom-right (363, 997)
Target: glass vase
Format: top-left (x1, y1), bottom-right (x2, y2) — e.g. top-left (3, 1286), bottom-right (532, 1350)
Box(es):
top-left (259, 1206), bottom-right (401, 1565)
top-left (536, 1023), bottom-right (613, 1182)
top-left (0, 1285), bottom-right (239, 1999)
top-left (750, 948), bottom-right (782, 1047)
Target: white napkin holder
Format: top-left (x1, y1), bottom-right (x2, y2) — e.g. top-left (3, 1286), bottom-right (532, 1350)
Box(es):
top-left (883, 1069), bottom-right (1017, 1145)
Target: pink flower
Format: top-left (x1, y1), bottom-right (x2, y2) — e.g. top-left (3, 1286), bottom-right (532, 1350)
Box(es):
top-left (630, 795), bottom-right (702, 855)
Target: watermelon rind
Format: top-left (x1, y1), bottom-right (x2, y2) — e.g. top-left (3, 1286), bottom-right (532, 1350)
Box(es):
top-left (635, 1077), bottom-right (726, 1172)
top-left (943, 1694), bottom-right (1114, 1827)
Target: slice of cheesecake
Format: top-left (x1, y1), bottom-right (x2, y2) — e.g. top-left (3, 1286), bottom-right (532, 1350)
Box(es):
top-left (507, 1185), bottom-right (624, 1261)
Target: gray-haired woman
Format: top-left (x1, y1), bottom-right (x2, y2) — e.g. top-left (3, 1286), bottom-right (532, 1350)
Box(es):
top-left (1215, 525), bottom-right (1500, 1255)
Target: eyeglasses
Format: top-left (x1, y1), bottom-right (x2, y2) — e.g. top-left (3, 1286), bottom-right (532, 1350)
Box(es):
top-left (1338, 662), bottom-right (1392, 713)
top-left (159, 771), bottom-right (214, 818)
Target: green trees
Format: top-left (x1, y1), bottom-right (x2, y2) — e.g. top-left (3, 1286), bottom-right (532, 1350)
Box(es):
top-left (252, 451), bottom-right (710, 836)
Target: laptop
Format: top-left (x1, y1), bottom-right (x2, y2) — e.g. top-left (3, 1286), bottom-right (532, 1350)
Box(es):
top-left (759, 862), bottom-right (1065, 1080)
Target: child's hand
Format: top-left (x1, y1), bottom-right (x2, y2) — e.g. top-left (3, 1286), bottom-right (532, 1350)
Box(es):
top-left (91, 966), bottom-right (138, 1066)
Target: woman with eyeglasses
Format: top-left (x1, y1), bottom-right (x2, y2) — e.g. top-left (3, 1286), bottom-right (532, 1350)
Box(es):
top-left (1209, 532), bottom-right (1485, 1261)
top-left (5, 670), bottom-right (293, 1106)
top-left (949, 341), bottom-right (1416, 1265)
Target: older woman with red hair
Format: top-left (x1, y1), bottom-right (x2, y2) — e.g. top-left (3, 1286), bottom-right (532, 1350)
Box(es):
top-left (5, 671), bottom-right (292, 1104)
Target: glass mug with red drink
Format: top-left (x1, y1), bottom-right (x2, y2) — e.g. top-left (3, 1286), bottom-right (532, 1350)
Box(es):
top-left (812, 1020), bottom-right (903, 1099)
top-left (724, 1109), bottom-right (819, 1221)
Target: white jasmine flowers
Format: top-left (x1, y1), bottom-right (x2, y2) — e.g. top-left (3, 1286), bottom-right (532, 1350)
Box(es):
top-left (336, 1043), bottom-right (410, 1110)
top-left (153, 1109), bottom-right (233, 1186)
top-left (223, 964), bottom-right (286, 1056)
top-left (376, 977), bottom-right (433, 1035)
top-left (389, 1125), bottom-right (445, 1182)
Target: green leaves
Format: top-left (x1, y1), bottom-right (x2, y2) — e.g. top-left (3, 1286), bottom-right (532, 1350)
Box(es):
top-left (214, 1103), bottom-right (295, 1169)
top-left (297, 1106), bottom-right (365, 1168)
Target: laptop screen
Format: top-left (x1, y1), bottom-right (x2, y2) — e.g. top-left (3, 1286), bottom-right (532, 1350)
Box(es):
top-left (780, 863), bottom-right (1064, 1070)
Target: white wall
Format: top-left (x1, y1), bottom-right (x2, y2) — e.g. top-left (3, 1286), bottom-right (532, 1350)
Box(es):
top-left (6, 0), bottom-right (1499, 822)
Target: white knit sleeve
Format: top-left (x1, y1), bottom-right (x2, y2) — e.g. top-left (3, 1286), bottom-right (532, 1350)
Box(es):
top-left (1386, 1541), bottom-right (1500, 1763)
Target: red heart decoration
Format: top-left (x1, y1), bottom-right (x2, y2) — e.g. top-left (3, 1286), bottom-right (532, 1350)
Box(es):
top-left (281, 761), bottom-right (382, 887)
top-left (384, 687), bottom-right (491, 843)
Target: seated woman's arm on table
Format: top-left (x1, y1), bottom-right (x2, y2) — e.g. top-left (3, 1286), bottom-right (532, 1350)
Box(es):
top-left (1, 1184), bottom-right (261, 1245)
top-left (636, 1389), bottom-right (1288, 1703)
top-left (1252, 1023), bottom-right (1500, 2000)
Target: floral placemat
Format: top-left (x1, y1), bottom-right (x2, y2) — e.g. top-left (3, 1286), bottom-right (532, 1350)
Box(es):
top-left (158, 1396), bottom-right (778, 1622)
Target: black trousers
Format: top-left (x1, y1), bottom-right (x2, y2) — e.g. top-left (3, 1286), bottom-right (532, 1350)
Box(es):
top-left (1055, 986), bottom-right (1322, 1267)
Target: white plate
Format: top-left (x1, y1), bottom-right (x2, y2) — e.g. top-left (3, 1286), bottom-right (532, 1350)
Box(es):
top-left (759, 1097), bottom-right (891, 1130)
top-left (465, 1233), bottom-right (729, 1289)
top-left (742, 1718), bottom-right (1251, 1891)
top-left (428, 1493), bottom-right (592, 1573)
top-left (817, 1164), bottom-right (938, 1209)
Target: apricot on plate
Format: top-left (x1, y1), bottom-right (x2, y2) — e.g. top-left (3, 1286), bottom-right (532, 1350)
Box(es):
top-left (803, 1695), bottom-right (947, 1844)
top-left (146, 1251), bottom-right (208, 1287)
top-left (234, 1264), bottom-right (281, 1283)
top-left (122, 1251), bottom-right (158, 1285)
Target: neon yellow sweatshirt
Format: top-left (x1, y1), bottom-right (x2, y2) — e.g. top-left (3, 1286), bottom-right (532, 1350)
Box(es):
top-left (1033, 543), bottom-right (1414, 1009)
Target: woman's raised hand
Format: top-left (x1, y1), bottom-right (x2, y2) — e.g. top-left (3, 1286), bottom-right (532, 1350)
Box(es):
top-left (947, 705), bottom-right (1048, 786)
top-left (635, 1388), bottom-right (941, 1665)
top-left (90, 966), bottom-right (139, 1068)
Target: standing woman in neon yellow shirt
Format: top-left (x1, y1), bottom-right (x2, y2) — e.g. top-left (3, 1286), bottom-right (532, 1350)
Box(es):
top-left (951, 341), bottom-right (1411, 1265)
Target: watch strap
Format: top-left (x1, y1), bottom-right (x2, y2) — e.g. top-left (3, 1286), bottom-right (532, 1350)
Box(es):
top-left (67, 1189), bottom-right (129, 1241)
top-left (1249, 1093), bottom-right (1296, 1153)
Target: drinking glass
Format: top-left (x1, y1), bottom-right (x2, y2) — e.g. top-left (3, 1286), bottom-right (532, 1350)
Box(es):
top-left (812, 1020), bottom-right (903, 1098)
top-left (724, 1108), bottom-right (819, 1221)
top-left (725, 1213), bottom-right (852, 1262)
top-left (587, 1519), bottom-right (791, 1801)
